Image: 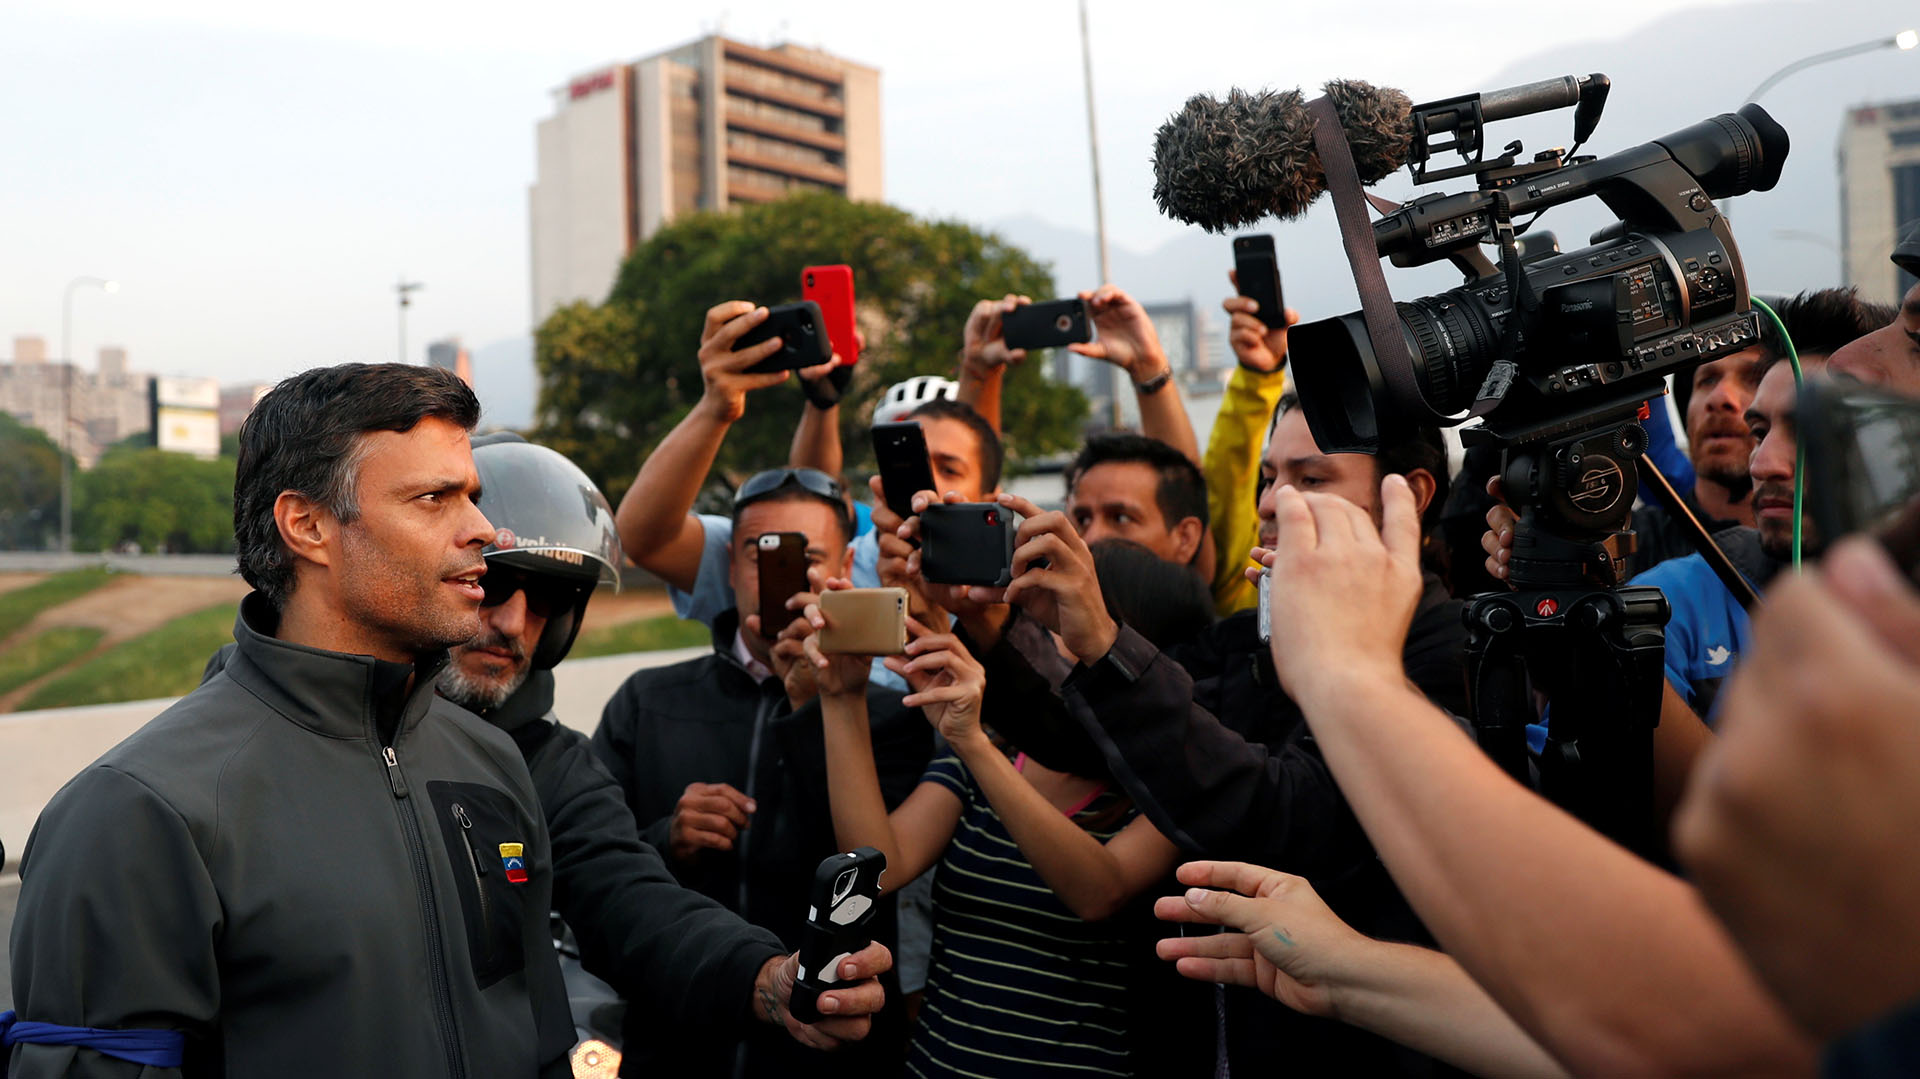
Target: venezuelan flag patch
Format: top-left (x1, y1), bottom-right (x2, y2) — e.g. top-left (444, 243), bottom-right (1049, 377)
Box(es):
top-left (499, 842), bottom-right (528, 884)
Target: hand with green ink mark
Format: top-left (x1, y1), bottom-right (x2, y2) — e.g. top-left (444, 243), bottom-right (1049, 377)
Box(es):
top-left (1150, 859), bottom-right (1374, 1020)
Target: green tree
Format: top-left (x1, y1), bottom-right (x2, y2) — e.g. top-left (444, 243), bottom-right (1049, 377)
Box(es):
top-left (0, 414), bottom-right (64, 549)
top-left (533, 192), bottom-right (1086, 503)
top-left (74, 447), bottom-right (236, 554)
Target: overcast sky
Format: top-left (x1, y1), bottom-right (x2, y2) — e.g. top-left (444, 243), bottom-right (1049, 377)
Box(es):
top-left (0, 0), bottom-right (1897, 389)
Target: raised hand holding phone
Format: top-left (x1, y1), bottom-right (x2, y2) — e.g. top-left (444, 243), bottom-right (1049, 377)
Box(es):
top-left (995, 492), bottom-right (1120, 663)
top-left (884, 623), bottom-right (989, 748)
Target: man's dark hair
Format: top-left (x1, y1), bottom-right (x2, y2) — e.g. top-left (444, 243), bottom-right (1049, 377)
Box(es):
top-left (906, 398), bottom-right (1003, 492)
top-left (1679, 288), bottom-right (1896, 414)
top-left (1065, 432), bottom-right (1210, 533)
top-left (235, 363), bottom-right (481, 610)
top-left (1276, 390), bottom-right (1450, 537)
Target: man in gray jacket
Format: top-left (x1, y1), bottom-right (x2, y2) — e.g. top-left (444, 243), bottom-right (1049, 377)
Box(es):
top-left (6, 364), bottom-right (573, 1077)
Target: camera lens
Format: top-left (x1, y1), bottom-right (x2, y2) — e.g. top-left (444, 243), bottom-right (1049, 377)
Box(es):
top-left (806, 274), bottom-right (815, 287)
top-left (1054, 315), bottom-right (1072, 332)
top-left (985, 510), bottom-right (1000, 527)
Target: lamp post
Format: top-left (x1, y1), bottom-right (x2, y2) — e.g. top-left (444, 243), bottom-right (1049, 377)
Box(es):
top-left (396, 276), bottom-right (424, 364)
top-left (60, 276), bottom-right (118, 554)
top-left (1722, 29), bottom-right (1918, 218)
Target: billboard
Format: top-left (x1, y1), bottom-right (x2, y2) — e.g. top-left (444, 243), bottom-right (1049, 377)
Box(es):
top-left (150, 375), bottom-right (221, 458)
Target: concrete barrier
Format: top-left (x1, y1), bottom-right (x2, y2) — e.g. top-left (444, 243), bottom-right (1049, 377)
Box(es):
top-left (0, 645), bottom-right (708, 884)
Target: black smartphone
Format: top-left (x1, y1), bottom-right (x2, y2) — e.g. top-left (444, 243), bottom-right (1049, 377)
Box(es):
top-left (871, 421), bottom-right (937, 521)
top-left (756, 532), bottom-right (810, 638)
top-left (1001, 298), bottom-right (1092, 351)
top-left (736, 300), bottom-right (831, 373)
top-left (1799, 375), bottom-right (1920, 577)
top-left (789, 847), bottom-right (887, 1024)
top-left (1233, 234), bottom-right (1286, 330)
top-left (920, 502), bottom-right (1017, 587)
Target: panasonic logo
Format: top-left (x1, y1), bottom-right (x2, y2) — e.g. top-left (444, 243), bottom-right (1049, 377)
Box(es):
top-left (1560, 301), bottom-right (1596, 312)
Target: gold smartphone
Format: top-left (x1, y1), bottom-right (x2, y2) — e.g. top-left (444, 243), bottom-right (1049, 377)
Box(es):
top-left (818, 588), bottom-right (909, 655)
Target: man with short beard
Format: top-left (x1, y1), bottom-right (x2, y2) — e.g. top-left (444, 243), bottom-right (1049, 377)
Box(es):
top-left (1629, 288), bottom-right (1892, 575)
top-left (435, 435), bottom-right (891, 1070)
top-left (7, 364), bottom-right (574, 1077)
top-left (1627, 289), bottom-right (1891, 720)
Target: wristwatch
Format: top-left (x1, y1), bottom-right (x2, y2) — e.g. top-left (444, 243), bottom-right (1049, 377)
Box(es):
top-left (1134, 366), bottom-right (1173, 395)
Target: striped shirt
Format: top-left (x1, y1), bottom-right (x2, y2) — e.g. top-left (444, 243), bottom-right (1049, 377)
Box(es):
top-left (906, 754), bottom-right (1138, 1079)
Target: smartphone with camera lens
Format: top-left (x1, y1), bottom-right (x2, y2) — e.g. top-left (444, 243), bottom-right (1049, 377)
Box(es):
top-left (802, 265), bottom-right (859, 367)
top-left (1001, 298), bottom-right (1092, 351)
top-left (756, 532), bottom-right (810, 639)
top-left (920, 503), bottom-right (1017, 587)
top-left (789, 847), bottom-right (887, 1024)
top-left (736, 300), bottom-right (831, 373)
top-left (1234, 234), bottom-right (1286, 331)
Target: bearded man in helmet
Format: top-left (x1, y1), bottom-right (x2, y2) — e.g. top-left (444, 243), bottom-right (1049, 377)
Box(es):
top-left (438, 434), bottom-right (893, 1071)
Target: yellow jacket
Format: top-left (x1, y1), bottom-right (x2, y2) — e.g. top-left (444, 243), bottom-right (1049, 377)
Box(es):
top-left (1205, 364), bottom-right (1288, 615)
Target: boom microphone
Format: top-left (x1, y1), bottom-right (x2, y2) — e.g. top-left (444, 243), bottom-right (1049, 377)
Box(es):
top-left (1152, 80), bottom-right (1411, 233)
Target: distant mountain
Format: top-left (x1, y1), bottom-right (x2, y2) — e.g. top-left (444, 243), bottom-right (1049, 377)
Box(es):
top-left (471, 334), bottom-right (536, 431)
top-left (985, 0), bottom-right (1915, 366)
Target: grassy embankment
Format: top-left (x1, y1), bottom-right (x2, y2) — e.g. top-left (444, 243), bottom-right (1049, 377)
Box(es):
top-left (14, 603), bottom-right (705, 711)
top-left (0, 569), bottom-right (117, 698)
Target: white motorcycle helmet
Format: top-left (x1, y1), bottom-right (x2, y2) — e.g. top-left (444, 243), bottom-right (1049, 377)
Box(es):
top-left (872, 375), bottom-right (958, 426)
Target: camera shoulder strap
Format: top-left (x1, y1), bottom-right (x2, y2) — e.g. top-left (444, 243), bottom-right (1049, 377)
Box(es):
top-left (1306, 95), bottom-right (1456, 429)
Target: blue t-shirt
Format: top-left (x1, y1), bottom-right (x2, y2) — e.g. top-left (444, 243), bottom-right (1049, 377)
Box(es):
top-left (670, 514), bottom-right (901, 691)
top-left (1631, 551), bottom-right (1752, 724)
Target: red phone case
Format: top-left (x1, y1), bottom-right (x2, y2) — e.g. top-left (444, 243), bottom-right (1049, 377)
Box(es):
top-left (803, 265), bottom-right (858, 367)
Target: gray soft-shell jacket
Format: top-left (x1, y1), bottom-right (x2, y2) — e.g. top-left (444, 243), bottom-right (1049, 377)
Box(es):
top-left (6, 594), bottom-right (573, 1077)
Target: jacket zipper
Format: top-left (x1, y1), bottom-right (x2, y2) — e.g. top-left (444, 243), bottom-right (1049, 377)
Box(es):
top-left (451, 803), bottom-right (494, 967)
top-left (735, 693), bottom-right (778, 916)
top-left (387, 744), bottom-right (470, 1079)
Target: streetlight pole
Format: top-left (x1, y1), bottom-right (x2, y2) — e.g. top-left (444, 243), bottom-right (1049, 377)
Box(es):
top-left (60, 275), bottom-right (117, 554)
top-left (1721, 29), bottom-right (1918, 218)
top-left (1078, 0), bottom-right (1120, 426)
top-left (396, 276), bottom-right (424, 364)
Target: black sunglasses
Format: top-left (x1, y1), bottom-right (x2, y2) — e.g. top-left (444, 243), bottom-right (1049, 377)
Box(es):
top-left (733, 468), bottom-right (846, 508)
top-left (479, 564), bottom-right (585, 620)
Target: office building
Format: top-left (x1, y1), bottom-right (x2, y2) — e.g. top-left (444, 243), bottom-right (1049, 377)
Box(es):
top-left (1840, 97), bottom-right (1920, 305)
top-left (12, 336), bottom-right (47, 366)
top-left (529, 35), bottom-right (882, 322)
top-left (427, 337), bottom-right (474, 387)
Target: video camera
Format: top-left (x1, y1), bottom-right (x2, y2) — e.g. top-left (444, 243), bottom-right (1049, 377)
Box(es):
top-left (1293, 82), bottom-right (1789, 588)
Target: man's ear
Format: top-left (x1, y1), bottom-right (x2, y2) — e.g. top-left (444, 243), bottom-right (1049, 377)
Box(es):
top-left (274, 490), bottom-right (337, 572)
top-left (1404, 469), bottom-right (1439, 520)
top-left (1172, 516), bottom-right (1206, 565)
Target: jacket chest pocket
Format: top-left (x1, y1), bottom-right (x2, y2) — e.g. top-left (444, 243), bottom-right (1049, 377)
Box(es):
top-left (427, 780), bottom-right (532, 990)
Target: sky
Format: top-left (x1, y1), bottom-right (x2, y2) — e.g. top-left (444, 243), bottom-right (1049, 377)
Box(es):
top-left (0, 0), bottom-right (1905, 395)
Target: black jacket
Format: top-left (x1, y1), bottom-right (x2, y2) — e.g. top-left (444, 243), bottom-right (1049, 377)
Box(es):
top-left (590, 611), bottom-right (932, 1078)
top-left (478, 668), bottom-right (788, 1038)
top-left (9, 594), bottom-right (573, 1079)
top-left (971, 577), bottom-right (1471, 1078)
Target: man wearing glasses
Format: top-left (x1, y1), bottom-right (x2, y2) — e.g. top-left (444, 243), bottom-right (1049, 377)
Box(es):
top-left (592, 463), bottom-right (931, 1077)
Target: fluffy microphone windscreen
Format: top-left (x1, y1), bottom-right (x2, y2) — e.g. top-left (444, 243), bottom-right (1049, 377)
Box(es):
top-left (1151, 87), bottom-right (1318, 232)
top-left (1321, 80), bottom-right (1414, 184)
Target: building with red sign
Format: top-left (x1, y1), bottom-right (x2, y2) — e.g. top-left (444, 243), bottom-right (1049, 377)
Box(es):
top-left (528, 36), bottom-right (882, 323)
